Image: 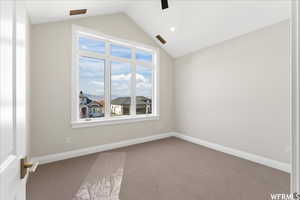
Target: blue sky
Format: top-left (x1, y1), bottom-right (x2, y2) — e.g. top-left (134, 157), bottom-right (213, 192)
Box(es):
top-left (79, 56), bottom-right (105, 97)
top-left (136, 50), bottom-right (152, 63)
top-left (79, 38), bottom-right (153, 100)
top-left (79, 37), bottom-right (105, 54)
top-left (79, 36), bottom-right (152, 62)
top-left (136, 65), bottom-right (152, 98)
top-left (110, 62), bottom-right (152, 99)
top-left (111, 44), bottom-right (132, 59)
top-left (111, 61), bottom-right (131, 98)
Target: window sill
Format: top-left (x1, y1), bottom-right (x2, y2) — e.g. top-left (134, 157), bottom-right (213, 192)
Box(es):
top-left (71, 115), bottom-right (159, 128)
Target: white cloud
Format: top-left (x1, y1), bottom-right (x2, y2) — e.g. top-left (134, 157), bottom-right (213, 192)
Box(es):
top-left (137, 82), bottom-right (151, 89)
top-left (112, 82), bottom-right (129, 90)
top-left (81, 45), bottom-right (88, 50)
top-left (111, 73), bottom-right (148, 83)
top-left (111, 74), bottom-right (131, 81)
top-left (79, 58), bottom-right (105, 74)
top-left (111, 62), bottom-right (131, 72)
top-left (95, 89), bottom-right (104, 93)
top-left (90, 81), bottom-right (104, 86)
top-left (136, 73), bottom-right (146, 83)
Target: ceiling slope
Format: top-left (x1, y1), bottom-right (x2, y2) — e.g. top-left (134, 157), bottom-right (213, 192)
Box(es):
top-left (26, 1), bottom-right (290, 58)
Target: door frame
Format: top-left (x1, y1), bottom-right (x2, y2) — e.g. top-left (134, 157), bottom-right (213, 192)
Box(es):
top-left (0, 0), bottom-right (28, 199)
top-left (291, 0), bottom-right (300, 194)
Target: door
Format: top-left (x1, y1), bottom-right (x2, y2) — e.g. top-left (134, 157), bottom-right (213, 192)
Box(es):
top-left (0, 0), bottom-right (28, 199)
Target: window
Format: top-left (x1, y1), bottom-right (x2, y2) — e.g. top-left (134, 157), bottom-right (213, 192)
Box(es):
top-left (136, 49), bottom-right (153, 63)
top-left (72, 25), bottom-right (159, 127)
top-left (111, 61), bottom-right (132, 116)
top-left (136, 65), bottom-right (152, 115)
top-left (111, 44), bottom-right (132, 59)
top-left (79, 57), bottom-right (105, 119)
top-left (79, 37), bottom-right (105, 54)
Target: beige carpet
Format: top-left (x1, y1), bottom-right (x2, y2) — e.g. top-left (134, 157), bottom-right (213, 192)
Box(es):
top-left (72, 152), bottom-right (126, 200)
top-left (27, 137), bottom-right (289, 200)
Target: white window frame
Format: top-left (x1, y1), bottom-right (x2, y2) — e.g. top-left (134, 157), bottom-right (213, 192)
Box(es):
top-left (71, 25), bottom-right (160, 128)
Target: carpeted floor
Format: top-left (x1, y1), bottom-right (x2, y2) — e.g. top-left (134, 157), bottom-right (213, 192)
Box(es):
top-left (27, 137), bottom-right (290, 200)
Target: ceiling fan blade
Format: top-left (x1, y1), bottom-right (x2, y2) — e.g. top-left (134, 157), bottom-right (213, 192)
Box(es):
top-left (161, 0), bottom-right (169, 10)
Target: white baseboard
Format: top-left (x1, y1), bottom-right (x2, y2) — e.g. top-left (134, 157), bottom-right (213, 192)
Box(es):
top-left (173, 133), bottom-right (291, 173)
top-left (32, 131), bottom-right (291, 173)
top-left (32, 132), bottom-right (175, 165)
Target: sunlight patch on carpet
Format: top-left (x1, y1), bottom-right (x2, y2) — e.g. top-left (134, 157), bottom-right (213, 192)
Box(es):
top-left (72, 152), bottom-right (126, 200)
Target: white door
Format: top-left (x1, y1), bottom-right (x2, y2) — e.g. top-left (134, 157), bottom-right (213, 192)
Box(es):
top-left (0, 0), bottom-right (28, 199)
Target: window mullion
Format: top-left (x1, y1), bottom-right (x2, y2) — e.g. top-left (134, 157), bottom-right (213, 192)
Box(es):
top-left (74, 33), bottom-right (80, 122)
top-left (105, 42), bottom-right (111, 118)
top-left (131, 48), bottom-right (136, 116)
top-left (109, 55), bottom-right (135, 64)
top-left (153, 52), bottom-right (158, 115)
top-left (78, 50), bottom-right (107, 60)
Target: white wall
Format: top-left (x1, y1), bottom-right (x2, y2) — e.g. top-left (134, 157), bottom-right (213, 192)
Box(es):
top-left (31, 13), bottom-right (290, 165)
top-left (30, 13), bottom-right (174, 157)
top-left (174, 20), bottom-right (290, 163)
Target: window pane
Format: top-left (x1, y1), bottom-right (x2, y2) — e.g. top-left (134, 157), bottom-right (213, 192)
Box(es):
top-left (79, 37), bottom-right (105, 54)
top-left (111, 61), bottom-right (131, 116)
top-left (111, 44), bottom-right (132, 59)
top-left (136, 65), bottom-right (152, 115)
top-left (136, 50), bottom-right (153, 63)
top-left (79, 56), bottom-right (105, 119)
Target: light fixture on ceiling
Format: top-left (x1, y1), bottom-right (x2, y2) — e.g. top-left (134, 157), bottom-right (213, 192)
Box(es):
top-left (69, 9), bottom-right (87, 16)
top-left (161, 0), bottom-right (169, 10)
top-left (170, 27), bottom-right (175, 32)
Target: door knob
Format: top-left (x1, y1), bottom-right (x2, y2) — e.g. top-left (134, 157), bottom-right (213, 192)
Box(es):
top-left (20, 157), bottom-right (38, 179)
top-left (24, 162), bottom-right (33, 168)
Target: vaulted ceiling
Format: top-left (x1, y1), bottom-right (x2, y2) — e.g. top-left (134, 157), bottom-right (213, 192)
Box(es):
top-left (26, 1), bottom-right (290, 58)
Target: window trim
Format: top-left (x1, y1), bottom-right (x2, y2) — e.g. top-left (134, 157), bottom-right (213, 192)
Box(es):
top-left (71, 25), bottom-right (160, 128)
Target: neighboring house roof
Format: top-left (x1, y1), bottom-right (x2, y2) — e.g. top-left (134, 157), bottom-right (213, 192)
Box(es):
top-left (87, 101), bottom-right (103, 108)
top-left (111, 97), bottom-right (130, 105)
top-left (98, 100), bottom-right (105, 107)
top-left (111, 96), bottom-right (151, 105)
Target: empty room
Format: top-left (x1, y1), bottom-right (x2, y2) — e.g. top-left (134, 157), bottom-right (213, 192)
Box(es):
top-left (1, 0), bottom-right (300, 200)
